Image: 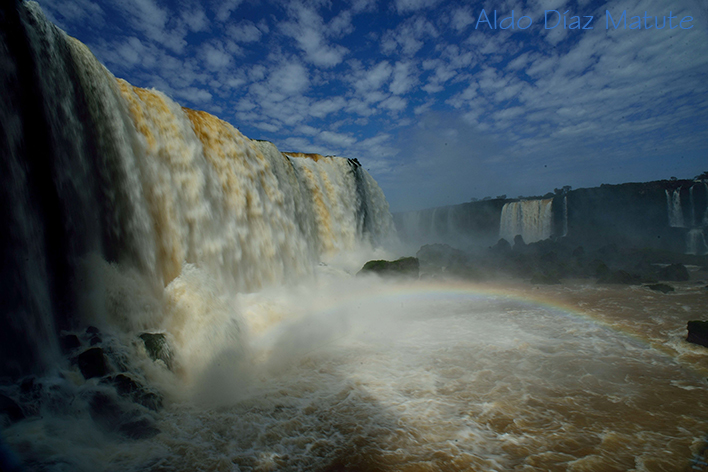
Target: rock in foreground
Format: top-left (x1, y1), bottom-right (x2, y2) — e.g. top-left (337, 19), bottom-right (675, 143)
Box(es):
top-left (357, 257), bottom-right (419, 278)
top-left (687, 321), bottom-right (708, 348)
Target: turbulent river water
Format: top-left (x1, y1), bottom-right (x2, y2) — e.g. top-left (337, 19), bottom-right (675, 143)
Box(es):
top-left (3, 2), bottom-right (708, 471)
top-left (4, 274), bottom-right (708, 472)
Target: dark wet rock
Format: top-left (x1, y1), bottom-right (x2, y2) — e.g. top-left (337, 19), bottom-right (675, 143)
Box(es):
top-left (136, 391), bottom-right (162, 411)
top-left (513, 235), bottom-right (526, 250)
top-left (88, 391), bottom-right (129, 432)
top-left (530, 273), bottom-right (561, 285)
top-left (19, 377), bottom-right (35, 395)
top-left (77, 347), bottom-right (108, 379)
top-left (89, 335), bottom-right (102, 346)
top-left (687, 321), bottom-right (708, 348)
top-left (591, 260), bottom-right (610, 279)
top-left (108, 374), bottom-right (141, 396)
top-left (105, 374), bottom-right (162, 411)
top-left (139, 333), bottom-right (173, 369)
top-left (597, 270), bottom-right (643, 285)
top-left (645, 283), bottom-right (674, 293)
top-left (0, 394), bottom-right (25, 424)
top-left (491, 238), bottom-right (511, 253)
top-left (86, 326), bottom-right (100, 335)
top-left (572, 246), bottom-right (585, 258)
top-left (598, 243), bottom-right (619, 259)
top-left (88, 391), bottom-right (160, 439)
top-left (658, 263), bottom-right (689, 281)
top-left (357, 257), bottom-right (419, 278)
top-left (540, 251), bottom-right (557, 264)
top-left (59, 334), bottom-right (81, 354)
top-left (118, 417), bottom-right (160, 440)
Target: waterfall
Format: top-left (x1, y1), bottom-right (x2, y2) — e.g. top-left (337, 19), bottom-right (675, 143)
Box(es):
top-left (430, 207), bottom-right (439, 238)
top-left (0, 1), bottom-right (394, 377)
top-left (700, 182), bottom-right (708, 226)
top-left (562, 196), bottom-right (569, 237)
top-left (666, 189), bottom-right (684, 227)
top-left (447, 206), bottom-right (457, 239)
top-left (689, 185), bottom-right (696, 227)
top-left (499, 199), bottom-right (554, 244)
top-left (687, 229), bottom-right (708, 255)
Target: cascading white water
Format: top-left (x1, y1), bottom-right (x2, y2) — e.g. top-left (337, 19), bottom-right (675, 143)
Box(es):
top-left (0, 1), bottom-right (395, 377)
top-left (5, 4), bottom-right (708, 472)
top-left (687, 229), bottom-right (708, 255)
top-left (667, 188), bottom-right (685, 227)
top-left (690, 185), bottom-right (696, 227)
top-left (562, 195), bottom-right (568, 237)
top-left (704, 182), bottom-right (708, 226)
top-left (499, 199), bottom-right (553, 244)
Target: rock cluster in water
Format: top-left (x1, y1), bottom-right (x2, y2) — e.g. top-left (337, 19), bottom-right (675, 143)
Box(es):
top-left (1, 325), bottom-right (167, 439)
top-left (357, 257), bottom-right (419, 278)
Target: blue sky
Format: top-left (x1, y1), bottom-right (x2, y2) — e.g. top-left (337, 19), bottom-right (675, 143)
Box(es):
top-left (37, 0), bottom-right (708, 212)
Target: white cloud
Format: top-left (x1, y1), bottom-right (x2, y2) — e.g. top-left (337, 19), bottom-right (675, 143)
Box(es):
top-left (390, 61), bottom-right (416, 94)
top-left (254, 122), bottom-right (281, 132)
top-left (310, 97), bottom-right (346, 118)
top-left (201, 43), bottom-right (233, 70)
top-left (39, 0), bottom-right (105, 26)
top-left (268, 62), bottom-right (310, 95)
top-left (228, 21), bottom-right (263, 42)
top-left (214, 0), bottom-right (243, 22)
top-left (282, 4), bottom-right (348, 68)
top-left (181, 8), bottom-right (208, 32)
top-left (173, 87), bottom-right (213, 103)
top-left (450, 6), bottom-right (474, 31)
top-left (319, 130), bottom-right (356, 147)
top-left (394, 0), bottom-right (440, 14)
top-left (379, 96), bottom-right (407, 111)
top-left (352, 61), bottom-right (393, 93)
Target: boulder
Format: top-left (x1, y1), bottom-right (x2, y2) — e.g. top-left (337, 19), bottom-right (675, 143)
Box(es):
top-left (77, 347), bottom-right (108, 379)
top-left (106, 374), bottom-right (163, 411)
top-left (88, 391), bottom-right (159, 439)
top-left (687, 321), bottom-right (708, 348)
top-left (59, 334), bottom-right (81, 354)
top-left (357, 257), bottom-right (419, 278)
top-left (645, 283), bottom-right (674, 293)
top-left (590, 260), bottom-right (610, 279)
top-left (597, 270), bottom-right (643, 285)
top-left (118, 417), bottom-right (160, 440)
top-left (0, 394), bottom-right (25, 425)
top-left (658, 263), bottom-right (689, 281)
top-left (490, 238), bottom-right (512, 254)
top-left (139, 333), bottom-right (173, 369)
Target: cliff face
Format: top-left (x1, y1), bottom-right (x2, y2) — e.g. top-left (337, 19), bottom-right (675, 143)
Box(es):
top-left (564, 181), bottom-right (681, 250)
top-left (394, 179), bottom-right (708, 254)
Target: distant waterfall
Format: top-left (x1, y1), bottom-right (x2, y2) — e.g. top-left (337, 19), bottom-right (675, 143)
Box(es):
top-left (690, 186), bottom-right (696, 227)
top-left (666, 189), bottom-right (685, 227)
top-left (499, 199), bottom-right (554, 244)
top-left (687, 229), bottom-right (708, 255)
top-left (703, 183), bottom-right (708, 226)
top-left (0, 2), bottom-right (394, 377)
top-left (562, 196), bottom-right (569, 237)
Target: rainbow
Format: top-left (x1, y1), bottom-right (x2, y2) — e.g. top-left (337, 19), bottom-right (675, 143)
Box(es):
top-left (306, 277), bottom-right (708, 377)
